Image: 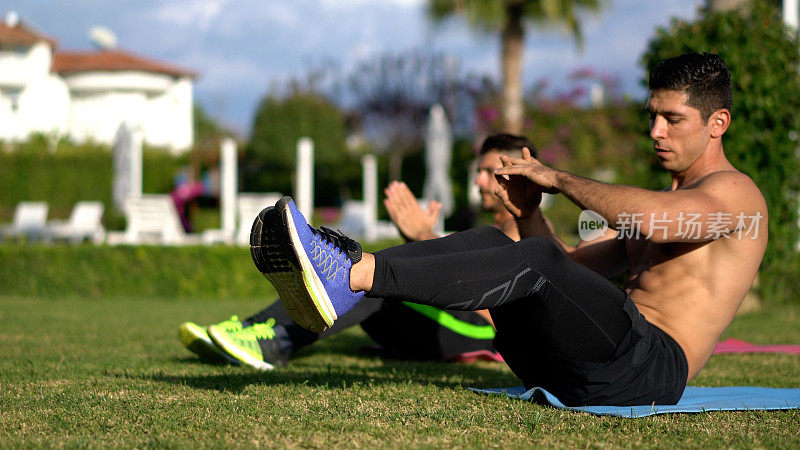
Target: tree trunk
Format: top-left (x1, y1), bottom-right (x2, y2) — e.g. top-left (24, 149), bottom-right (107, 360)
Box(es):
top-left (501, 2), bottom-right (525, 134)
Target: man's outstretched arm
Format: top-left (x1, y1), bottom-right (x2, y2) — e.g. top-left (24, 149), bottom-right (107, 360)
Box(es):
top-left (494, 149), bottom-right (764, 243)
top-left (493, 148), bottom-right (628, 277)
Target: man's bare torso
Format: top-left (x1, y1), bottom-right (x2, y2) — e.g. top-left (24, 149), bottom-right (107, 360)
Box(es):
top-left (623, 171), bottom-right (767, 381)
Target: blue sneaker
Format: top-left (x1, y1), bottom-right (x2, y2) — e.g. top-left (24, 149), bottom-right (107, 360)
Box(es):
top-left (255, 196), bottom-right (364, 332)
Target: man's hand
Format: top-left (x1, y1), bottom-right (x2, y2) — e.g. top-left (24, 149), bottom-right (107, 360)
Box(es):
top-left (492, 148), bottom-right (555, 219)
top-left (384, 181), bottom-right (441, 242)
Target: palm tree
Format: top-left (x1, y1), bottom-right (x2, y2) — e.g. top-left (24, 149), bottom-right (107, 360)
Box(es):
top-left (428, 0), bottom-right (603, 134)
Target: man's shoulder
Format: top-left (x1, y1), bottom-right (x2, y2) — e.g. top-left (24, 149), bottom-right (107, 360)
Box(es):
top-left (694, 169), bottom-right (752, 185)
top-left (692, 170), bottom-right (767, 213)
top-left (688, 170), bottom-right (758, 193)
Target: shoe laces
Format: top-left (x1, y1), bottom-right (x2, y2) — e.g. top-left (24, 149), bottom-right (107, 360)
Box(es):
top-left (249, 318), bottom-right (277, 340)
top-left (219, 315), bottom-right (242, 332)
top-left (309, 226), bottom-right (361, 282)
top-left (317, 227), bottom-right (360, 257)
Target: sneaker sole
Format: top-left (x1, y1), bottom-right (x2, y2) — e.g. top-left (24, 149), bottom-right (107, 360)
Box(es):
top-left (250, 206), bottom-right (296, 274)
top-left (249, 197), bottom-right (337, 332)
top-left (250, 203), bottom-right (309, 327)
top-left (207, 326), bottom-right (275, 371)
top-left (178, 322), bottom-right (241, 365)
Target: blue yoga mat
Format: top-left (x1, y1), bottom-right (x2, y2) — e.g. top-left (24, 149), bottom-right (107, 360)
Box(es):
top-left (470, 386), bottom-right (800, 418)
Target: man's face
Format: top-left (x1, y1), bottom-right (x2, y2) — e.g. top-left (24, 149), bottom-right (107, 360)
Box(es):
top-left (647, 89), bottom-right (713, 173)
top-left (475, 150), bottom-right (506, 212)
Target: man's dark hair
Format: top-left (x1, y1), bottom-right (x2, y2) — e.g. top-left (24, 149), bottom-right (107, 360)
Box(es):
top-left (479, 133), bottom-right (536, 157)
top-left (649, 52), bottom-right (732, 123)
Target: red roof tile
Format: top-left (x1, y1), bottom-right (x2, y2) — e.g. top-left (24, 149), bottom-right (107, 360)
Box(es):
top-left (52, 49), bottom-right (197, 78)
top-left (0, 21), bottom-right (57, 47)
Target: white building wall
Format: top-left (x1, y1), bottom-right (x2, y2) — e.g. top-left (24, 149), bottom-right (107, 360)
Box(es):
top-left (17, 74), bottom-right (70, 139)
top-left (69, 89), bottom-right (149, 145)
top-left (63, 71), bottom-right (193, 151)
top-left (64, 71), bottom-right (174, 92)
top-left (0, 41), bottom-right (69, 141)
top-left (0, 41), bottom-right (50, 87)
top-left (143, 76), bottom-right (192, 153)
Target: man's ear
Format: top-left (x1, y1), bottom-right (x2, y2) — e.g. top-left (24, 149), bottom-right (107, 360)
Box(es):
top-left (709, 109), bottom-right (731, 138)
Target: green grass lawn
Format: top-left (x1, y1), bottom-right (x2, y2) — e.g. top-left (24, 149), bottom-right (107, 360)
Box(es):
top-left (1, 295), bottom-right (799, 448)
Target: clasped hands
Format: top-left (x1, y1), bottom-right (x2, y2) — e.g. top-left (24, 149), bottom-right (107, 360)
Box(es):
top-left (493, 147), bottom-right (560, 220)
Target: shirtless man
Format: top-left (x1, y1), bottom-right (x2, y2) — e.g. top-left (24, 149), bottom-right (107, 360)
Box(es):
top-left (252, 53), bottom-right (767, 405)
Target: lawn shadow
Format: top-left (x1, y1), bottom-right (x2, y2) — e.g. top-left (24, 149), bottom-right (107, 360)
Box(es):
top-left (154, 327), bottom-right (520, 393)
top-left (126, 356), bottom-right (520, 394)
top-left (174, 356), bottom-right (231, 367)
top-left (289, 331), bottom-right (378, 359)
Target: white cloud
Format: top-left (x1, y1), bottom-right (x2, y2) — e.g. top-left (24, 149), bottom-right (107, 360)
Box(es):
top-left (153, 0), bottom-right (232, 31)
top-left (319, 0), bottom-right (423, 9)
top-left (188, 53), bottom-right (270, 90)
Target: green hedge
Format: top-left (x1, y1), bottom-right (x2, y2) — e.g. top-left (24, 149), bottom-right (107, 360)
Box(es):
top-left (0, 242), bottom-right (398, 299)
top-left (0, 245), bottom-right (264, 299)
top-left (0, 137), bottom-right (186, 224)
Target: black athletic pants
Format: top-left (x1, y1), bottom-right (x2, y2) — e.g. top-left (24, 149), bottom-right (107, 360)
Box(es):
top-left (259, 291), bottom-right (496, 360)
top-left (369, 226), bottom-right (633, 386)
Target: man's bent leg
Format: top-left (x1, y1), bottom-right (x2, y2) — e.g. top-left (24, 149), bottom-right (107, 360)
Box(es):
top-left (363, 231), bottom-right (692, 406)
top-left (368, 231), bottom-right (632, 372)
top-left (369, 231), bottom-right (625, 313)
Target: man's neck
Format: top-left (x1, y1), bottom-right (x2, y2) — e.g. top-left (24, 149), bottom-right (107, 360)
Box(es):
top-left (492, 209), bottom-right (520, 241)
top-left (492, 208), bottom-right (514, 225)
top-left (670, 144), bottom-right (734, 190)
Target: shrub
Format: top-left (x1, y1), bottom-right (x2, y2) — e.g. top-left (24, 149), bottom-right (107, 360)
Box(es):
top-left (244, 91), bottom-right (361, 206)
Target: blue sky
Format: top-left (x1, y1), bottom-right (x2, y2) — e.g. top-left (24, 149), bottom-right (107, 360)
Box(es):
top-left (2, 0), bottom-right (703, 134)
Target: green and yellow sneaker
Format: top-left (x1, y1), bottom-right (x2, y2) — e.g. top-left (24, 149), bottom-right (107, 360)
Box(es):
top-left (178, 316), bottom-right (245, 364)
top-left (207, 318), bottom-right (288, 370)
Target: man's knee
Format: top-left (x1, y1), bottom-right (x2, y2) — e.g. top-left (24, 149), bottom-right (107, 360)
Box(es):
top-left (513, 237), bottom-right (569, 275)
top-left (517, 236), bottom-right (561, 259)
top-left (462, 226), bottom-right (514, 248)
top-left (474, 225), bottom-right (510, 239)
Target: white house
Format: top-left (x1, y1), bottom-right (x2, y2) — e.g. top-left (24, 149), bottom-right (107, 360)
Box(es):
top-left (0, 12), bottom-right (195, 153)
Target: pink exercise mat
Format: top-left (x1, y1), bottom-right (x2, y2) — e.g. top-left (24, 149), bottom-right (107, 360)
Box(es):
top-left (448, 350), bottom-right (505, 363)
top-left (449, 338), bottom-right (800, 362)
top-left (713, 338), bottom-right (800, 355)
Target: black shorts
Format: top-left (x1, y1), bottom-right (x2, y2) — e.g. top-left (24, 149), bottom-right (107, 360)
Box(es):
top-left (494, 297), bottom-right (689, 406)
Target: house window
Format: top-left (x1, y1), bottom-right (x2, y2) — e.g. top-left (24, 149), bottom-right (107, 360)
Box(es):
top-left (1, 88), bottom-right (22, 113)
top-left (0, 43), bottom-right (28, 55)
